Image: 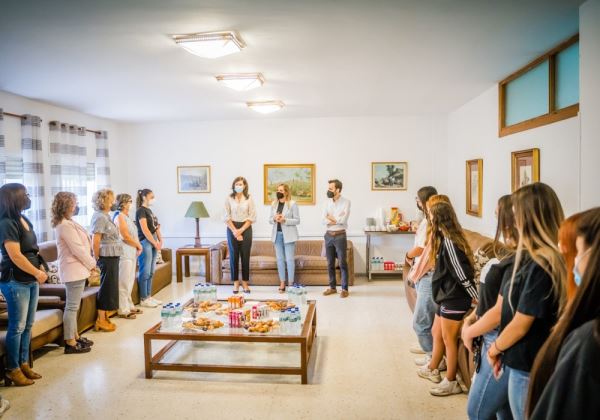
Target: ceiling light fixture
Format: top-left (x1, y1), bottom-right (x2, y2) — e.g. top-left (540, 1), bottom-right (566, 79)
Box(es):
top-left (216, 73), bottom-right (265, 91)
top-left (247, 100), bottom-right (285, 114)
top-left (173, 31), bottom-right (246, 58)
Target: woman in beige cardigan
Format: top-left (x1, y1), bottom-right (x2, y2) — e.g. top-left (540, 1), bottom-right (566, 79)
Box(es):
top-left (52, 192), bottom-right (97, 354)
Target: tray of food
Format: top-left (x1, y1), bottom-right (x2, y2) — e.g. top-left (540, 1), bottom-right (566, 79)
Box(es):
top-left (182, 317), bottom-right (225, 331)
top-left (264, 300), bottom-right (295, 312)
top-left (243, 319), bottom-right (280, 334)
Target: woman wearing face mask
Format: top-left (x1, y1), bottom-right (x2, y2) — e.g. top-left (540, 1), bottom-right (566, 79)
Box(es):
top-left (91, 189), bottom-right (122, 332)
top-left (0, 183), bottom-right (48, 386)
top-left (527, 207), bottom-right (600, 420)
top-left (269, 184), bottom-right (300, 293)
top-left (113, 193), bottom-right (143, 318)
top-left (557, 211), bottom-right (590, 303)
top-left (135, 188), bottom-right (163, 308)
top-left (223, 177), bottom-right (256, 294)
top-left (52, 192), bottom-right (96, 354)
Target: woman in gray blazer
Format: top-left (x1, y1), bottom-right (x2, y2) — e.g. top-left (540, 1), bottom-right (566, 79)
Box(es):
top-left (269, 184), bottom-right (300, 293)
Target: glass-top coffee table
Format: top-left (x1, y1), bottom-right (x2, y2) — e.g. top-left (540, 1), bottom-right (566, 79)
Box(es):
top-left (143, 299), bottom-right (317, 384)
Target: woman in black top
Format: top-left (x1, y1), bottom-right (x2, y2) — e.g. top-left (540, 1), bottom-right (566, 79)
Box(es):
top-left (419, 201), bottom-right (478, 397)
top-left (135, 188), bottom-right (163, 307)
top-left (467, 183), bottom-right (565, 420)
top-left (0, 183), bottom-right (48, 386)
top-left (463, 195), bottom-right (518, 420)
top-left (528, 207), bottom-right (600, 419)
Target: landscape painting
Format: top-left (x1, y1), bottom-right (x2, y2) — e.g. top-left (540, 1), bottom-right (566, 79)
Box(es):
top-left (371, 162), bottom-right (408, 190)
top-left (177, 166), bottom-right (211, 193)
top-left (263, 164), bottom-right (316, 205)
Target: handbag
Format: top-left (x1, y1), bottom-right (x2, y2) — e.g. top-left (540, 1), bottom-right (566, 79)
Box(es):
top-left (88, 267), bottom-right (101, 287)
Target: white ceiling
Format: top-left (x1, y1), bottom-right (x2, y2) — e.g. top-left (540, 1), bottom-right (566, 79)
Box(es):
top-left (0, 0), bottom-right (582, 122)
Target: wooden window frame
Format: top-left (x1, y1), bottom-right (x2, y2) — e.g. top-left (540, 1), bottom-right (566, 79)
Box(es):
top-left (498, 34), bottom-right (579, 138)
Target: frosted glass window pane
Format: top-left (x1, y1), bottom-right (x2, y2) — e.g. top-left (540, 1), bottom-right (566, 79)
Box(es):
top-left (556, 42), bottom-right (579, 109)
top-left (505, 60), bottom-right (549, 126)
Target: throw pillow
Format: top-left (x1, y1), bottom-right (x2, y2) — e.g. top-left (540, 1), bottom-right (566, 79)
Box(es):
top-left (156, 251), bottom-right (164, 265)
top-left (472, 248), bottom-right (490, 286)
top-left (47, 262), bottom-right (61, 284)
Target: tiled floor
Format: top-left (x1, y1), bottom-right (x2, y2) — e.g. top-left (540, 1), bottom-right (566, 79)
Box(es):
top-left (2, 277), bottom-right (467, 419)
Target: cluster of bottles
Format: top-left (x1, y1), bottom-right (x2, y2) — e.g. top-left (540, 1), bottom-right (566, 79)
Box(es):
top-left (287, 285), bottom-right (307, 306)
top-left (160, 302), bottom-right (183, 331)
top-left (370, 257), bottom-right (385, 271)
top-left (279, 307), bottom-right (302, 335)
top-left (193, 283), bottom-right (218, 303)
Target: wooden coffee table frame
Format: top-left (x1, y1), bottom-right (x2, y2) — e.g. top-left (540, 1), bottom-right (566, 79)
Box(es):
top-left (143, 300), bottom-right (317, 384)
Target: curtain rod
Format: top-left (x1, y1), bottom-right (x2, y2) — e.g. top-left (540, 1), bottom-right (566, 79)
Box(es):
top-left (3, 111), bottom-right (102, 134)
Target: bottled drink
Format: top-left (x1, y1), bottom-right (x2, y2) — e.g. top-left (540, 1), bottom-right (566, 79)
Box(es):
top-left (175, 303), bottom-right (182, 326)
top-left (161, 305), bottom-right (169, 330)
top-left (168, 305), bottom-right (176, 330)
top-left (301, 286), bottom-right (307, 305)
top-left (193, 284), bottom-right (200, 304)
top-left (280, 310), bottom-right (289, 335)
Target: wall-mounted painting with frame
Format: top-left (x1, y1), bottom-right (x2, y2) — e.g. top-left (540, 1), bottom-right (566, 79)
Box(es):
top-left (511, 148), bottom-right (540, 192)
top-left (263, 163), bottom-right (316, 205)
top-left (371, 162), bottom-right (408, 191)
top-left (466, 159), bottom-right (483, 217)
top-left (177, 165), bottom-right (211, 193)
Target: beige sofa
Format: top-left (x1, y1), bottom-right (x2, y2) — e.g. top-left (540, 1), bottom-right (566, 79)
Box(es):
top-left (210, 240), bottom-right (355, 286)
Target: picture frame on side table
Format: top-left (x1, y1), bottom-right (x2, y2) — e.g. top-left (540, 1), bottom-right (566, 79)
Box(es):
top-left (466, 159), bottom-right (483, 217)
top-left (511, 149), bottom-right (540, 192)
top-left (263, 163), bottom-right (316, 205)
top-left (177, 166), bottom-right (211, 193)
top-left (371, 162), bottom-right (408, 191)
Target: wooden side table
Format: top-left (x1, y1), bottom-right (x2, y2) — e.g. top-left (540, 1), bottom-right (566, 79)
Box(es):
top-left (175, 246), bottom-right (212, 283)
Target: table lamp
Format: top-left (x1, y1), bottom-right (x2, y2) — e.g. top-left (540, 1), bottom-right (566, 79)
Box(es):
top-left (185, 201), bottom-right (210, 247)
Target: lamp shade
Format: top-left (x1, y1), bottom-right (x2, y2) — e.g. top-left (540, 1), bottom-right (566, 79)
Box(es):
top-left (185, 201), bottom-right (210, 218)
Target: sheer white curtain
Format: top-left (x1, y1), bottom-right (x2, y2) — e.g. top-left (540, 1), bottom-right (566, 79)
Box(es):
top-left (21, 114), bottom-right (47, 241)
top-left (49, 121), bottom-right (89, 225)
top-left (95, 130), bottom-right (111, 189)
top-left (0, 109), bottom-right (5, 185)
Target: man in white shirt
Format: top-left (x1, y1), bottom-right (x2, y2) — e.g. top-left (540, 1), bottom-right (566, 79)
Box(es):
top-left (322, 179), bottom-right (351, 298)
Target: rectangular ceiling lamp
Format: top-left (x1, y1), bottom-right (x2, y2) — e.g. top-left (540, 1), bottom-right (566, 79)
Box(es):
top-left (173, 31), bottom-right (246, 58)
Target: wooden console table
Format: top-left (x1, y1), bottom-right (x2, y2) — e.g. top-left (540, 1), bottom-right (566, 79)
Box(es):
top-left (175, 246), bottom-right (212, 283)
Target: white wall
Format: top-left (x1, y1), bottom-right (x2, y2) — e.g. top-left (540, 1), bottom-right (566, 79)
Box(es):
top-left (580, 0), bottom-right (600, 209)
top-left (121, 116), bottom-right (447, 273)
top-left (446, 85), bottom-right (581, 237)
top-left (0, 89), bottom-right (126, 229)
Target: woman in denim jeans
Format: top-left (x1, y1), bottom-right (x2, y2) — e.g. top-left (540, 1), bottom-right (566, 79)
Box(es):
top-left (463, 195), bottom-right (518, 419)
top-left (0, 183), bottom-right (48, 386)
top-left (269, 184), bottom-right (300, 293)
top-left (135, 189), bottom-right (163, 308)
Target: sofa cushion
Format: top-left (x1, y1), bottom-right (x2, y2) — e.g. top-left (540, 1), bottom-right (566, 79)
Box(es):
top-left (296, 255), bottom-right (334, 270)
top-left (31, 309), bottom-right (63, 337)
top-left (222, 256), bottom-right (278, 271)
top-left (38, 241), bottom-right (58, 263)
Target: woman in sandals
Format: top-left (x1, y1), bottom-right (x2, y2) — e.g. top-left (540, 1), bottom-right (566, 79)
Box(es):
top-left (113, 193), bottom-right (143, 319)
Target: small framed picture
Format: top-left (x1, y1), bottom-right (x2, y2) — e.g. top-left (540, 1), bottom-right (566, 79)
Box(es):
top-left (511, 149), bottom-right (540, 192)
top-left (466, 159), bottom-right (483, 217)
top-left (371, 162), bottom-right (408, 191)
top-left (177, 166), bottom-right (211, 193)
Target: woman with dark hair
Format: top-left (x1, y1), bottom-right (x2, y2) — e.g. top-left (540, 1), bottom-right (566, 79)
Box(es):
top-left (0, 183), bottom-right (48, 386)
top-left (135, 188), bottom-right (162, 308)
top-left (223, 176), bottom-right (256, 294)
top-left (463, 195), bottom-right (518, 419)
top-left (52, 192), bottom-right (96, 354)
top-left (528, 207), bottom-right (600, 419)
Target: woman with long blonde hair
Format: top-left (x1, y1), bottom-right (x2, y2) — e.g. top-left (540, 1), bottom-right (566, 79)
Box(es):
top-left (269, 184), bottom-right (300, 292)
top-left (418, 200), bottom-right (477, 397)
top-left (470, 182), bottom-right (565, 420)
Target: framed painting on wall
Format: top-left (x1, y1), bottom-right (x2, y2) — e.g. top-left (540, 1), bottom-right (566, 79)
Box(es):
top-left (263, 164), bottom-right (316, 205)
top-left (511, 148), bottom-right (540, 192)
top-left (177, 166), bottom-right (211, 193)
top-left (371, 162), bottom-right (408, 191)
top-left (466, 159), bottom-right (483, 217)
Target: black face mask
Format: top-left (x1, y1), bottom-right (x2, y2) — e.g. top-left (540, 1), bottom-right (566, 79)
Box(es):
top-left (110, 203), bottom-right (118, 212)
top-left (23, 197), bottom-right (32, 211)
top-left (276, 192), bottom-right (284, 200)
top-left (73, 205), bottom-right (80, 216)
top-left (327, 191), bottom-right (335, 199)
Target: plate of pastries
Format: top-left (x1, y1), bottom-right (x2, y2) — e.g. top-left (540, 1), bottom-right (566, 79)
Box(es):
top-left (264, 301), bottom-right (295, 312)
top-left (183, 317), bottom-right (224, 331)
top-left (197, 301), bottom-right (223, 313)
top-left (243, 319), bottom-right (280, 333)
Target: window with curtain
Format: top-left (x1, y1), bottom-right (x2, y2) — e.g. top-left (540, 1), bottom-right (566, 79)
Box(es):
top-left (95, 130), bottom-right (111, 190)
top-left (49, 121), bottom-right (89, 226)
top-left (21, 114), bottom-right (48, 241)
top-left (499, 34), bottom-right (579, 137)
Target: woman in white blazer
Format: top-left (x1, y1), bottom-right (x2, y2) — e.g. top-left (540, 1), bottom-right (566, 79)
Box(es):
top-left (269, 184), bottom-right (300, 293)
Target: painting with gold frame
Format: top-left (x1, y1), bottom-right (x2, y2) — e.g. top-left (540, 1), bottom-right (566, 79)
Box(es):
top-left (177, 165), bottom-right (211, 193)
top-left (511, 149), bottom-right (540, 192)
top-left (371, 162), bottom-right (408, 191)
top-left (466, 159), bottom-right (483, 217)
top-left (263, 164), bottom-right (316, 205)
